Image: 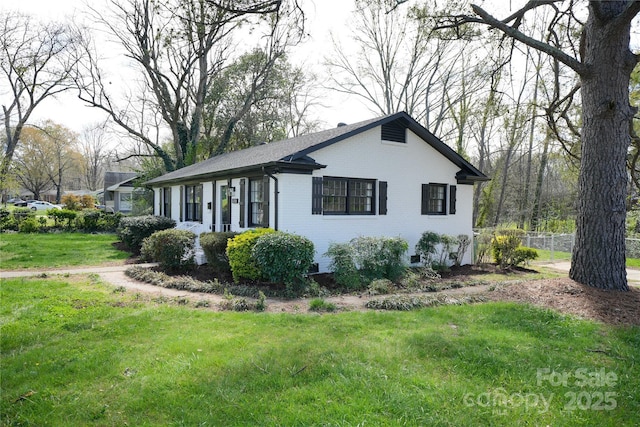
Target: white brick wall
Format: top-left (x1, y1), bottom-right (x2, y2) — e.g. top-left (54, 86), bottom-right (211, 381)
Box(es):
top-left (153, 125), bottom-right (477, 272)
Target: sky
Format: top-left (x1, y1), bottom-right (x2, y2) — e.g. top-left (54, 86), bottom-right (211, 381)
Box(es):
top-left (4, 0), bottom-right (372, 137)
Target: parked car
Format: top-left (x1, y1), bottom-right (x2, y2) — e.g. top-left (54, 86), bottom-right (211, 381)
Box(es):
top-left (6, 198), bottom-right (24, 204)
top-left (27, 201), bottom-right (62, 211)
top-left (13, 199), bottom-right (37, 207)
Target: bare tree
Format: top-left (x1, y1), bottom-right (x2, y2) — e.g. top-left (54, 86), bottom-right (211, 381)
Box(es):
top-left (325, 0), bottom-right (466, 128)
top-left (0, 11), bottom-right (82, 178)
top-left (435, 1), bottom-right (640, 290)
top-left (76, 0), bottom-right (303, 172)
top-left (79, 123), bottom-right (112, 191)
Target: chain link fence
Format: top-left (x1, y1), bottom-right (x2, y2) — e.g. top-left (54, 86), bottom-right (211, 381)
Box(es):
top-left (474, 229), bottom-right (640, 263)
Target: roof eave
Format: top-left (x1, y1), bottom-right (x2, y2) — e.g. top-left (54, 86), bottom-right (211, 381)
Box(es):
top-left (145, 161), bottom-right (326, 187)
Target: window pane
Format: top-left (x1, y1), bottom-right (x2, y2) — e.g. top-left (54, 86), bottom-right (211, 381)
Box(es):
top-left (349, 180), bottom-right (373, 213)
top-left (323, 179), bottom-right (347, 213)
top-left (250, 179), bottom-right (264, 225)
top-left (429, 184), bottom-right (446, 214)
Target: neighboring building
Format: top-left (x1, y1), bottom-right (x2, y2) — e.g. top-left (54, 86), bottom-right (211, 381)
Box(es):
top-left (146, 112), bottom-right (489, 271)
top-left (104, 172), bottom-right (138, 213)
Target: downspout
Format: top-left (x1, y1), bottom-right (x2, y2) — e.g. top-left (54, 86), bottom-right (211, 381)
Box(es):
top-left (263, 167), bottom-right (279, 231)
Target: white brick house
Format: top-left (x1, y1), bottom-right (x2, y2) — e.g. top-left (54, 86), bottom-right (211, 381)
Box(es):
top-left (145, 112), bottom-right (489, 272)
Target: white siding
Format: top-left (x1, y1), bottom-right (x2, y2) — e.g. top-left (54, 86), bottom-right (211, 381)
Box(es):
top-left (152, 125), bottom-right (478, 273)
top-left (278, 126), bottom-right (475, 272)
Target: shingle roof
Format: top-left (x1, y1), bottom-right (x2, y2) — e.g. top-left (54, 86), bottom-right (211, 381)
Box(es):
top-left (145, 112), bottom-right (488, 186)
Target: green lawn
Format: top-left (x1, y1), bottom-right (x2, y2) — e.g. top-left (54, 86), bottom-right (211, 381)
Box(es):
top-left (0, 233), bottom-right (130, 269)
top-left (1, 276), bottom-right (638, 426)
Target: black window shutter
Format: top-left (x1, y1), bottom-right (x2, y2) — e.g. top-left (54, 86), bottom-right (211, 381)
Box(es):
top-left (198, 186), bottom-right (203, 223)
top-left (379, 181), bottom-right (388, 215)
top-left (421, 184), bottom-right (429, 215)
top-left (211, 184), bottom-right (216, 228)
top-left (179, 186), bottom-right (184, 221)
top-left (239, 179), bottom-right (246, 228)
top-left (262, 175), bottom-right (270, 227)
top-left (312, 177), bottom-right (323, 214)
top-left (449, 185), bottom-right (457, 215)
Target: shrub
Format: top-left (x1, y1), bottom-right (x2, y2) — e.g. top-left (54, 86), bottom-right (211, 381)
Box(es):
top-left (368, 278), bottom-right (393, 295)
top-left (80, 195), bottom-right (96, 209)
top-left (350, 236), bottom-right (408, 282)
top-left (80, 209), bottom-right (102, 231)
top-left (100, 212), bottom-right (122, 232)
top-left (226, 228), bottom-right (275, 282)
top-left (199, 231), bottom-right (239, 273)
top-left (474, 230), bottom-right (493, 264)
top-left (309, 298), bottom-right (337, 312)
top-left (454, 234), bottom-right (471, 266)
top-left (19, 217), bottom-right (40, 233)
top-left (324, 242), bottom-right (361, 289)
top-left (415, 231), bottom-right (441, 266)
top-left (513, 246), bottom-right (539, 266)
top-left (61, 194), bottom-right (82, 211)
top-left (12, 208), bottom-right (34, 224)
top-left (117, 215), bottom-right (176, 252)
top-left (252, 231), bottom-right (315, 288)
top-left (0, 208), bottom-right (15, 231)
top-left (140, 229), bottom-right (196, 271)
top-left (48, 209), bottom-right (77, 228)
top-left (434, 234), bottom-right (458, 271)
top-left (491, 229), bottom-right (526, 268)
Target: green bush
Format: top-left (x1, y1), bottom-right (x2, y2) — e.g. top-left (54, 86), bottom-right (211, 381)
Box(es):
top-left (252, 231), bottom-right (315, 287)
top-left (18, 217), bottom-right (40, 233)
top-left (99, 212), bottom-right (122, 232)
top-left (324, 243), bottom-right (361, 289)
top-left (199, 231), bottom-right (239, 273)
top-left (12, 208), bottom-right (34, 224)
top-left (309, 298), bottom-right (337, 312)
top-left (513, 246), bottom-right (539, 266)
top-left (325, 237), bottom-right (409, 287)
top-left (140, 229), bottom-right (196, 271)
top-left (226, 228), bottom-right (275, 282)
top-left (48, 209), bottom-right (77, 228)
top-left (117, 215), bottom-right (176, 252)
top-left (80, 209), bottom-right (102, 231)
top-left (0, 208), bottom-right (15, 230)
top-left (415, 231), bottom-right (441, 266)
top-left (351, 236), bottom-right (408, 282)
top-left (491, 229), bottom-right (526, 268)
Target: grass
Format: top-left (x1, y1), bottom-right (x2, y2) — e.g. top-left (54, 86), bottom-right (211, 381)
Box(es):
top-left (0, 233), bottom-right (130, 269)
top-left (2, 275), bottom-right (639, 426)
top-left (535, 249), bottom-right (640, 269)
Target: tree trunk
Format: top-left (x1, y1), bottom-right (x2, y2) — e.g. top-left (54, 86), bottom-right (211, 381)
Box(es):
top-left (569, 4), bottom-right (636, 291)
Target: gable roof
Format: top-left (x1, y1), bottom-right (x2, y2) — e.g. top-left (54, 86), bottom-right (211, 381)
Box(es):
top-left (145, 112), bottom-right (489, 186)
top-left (104, 171), bottom-right (138, 192)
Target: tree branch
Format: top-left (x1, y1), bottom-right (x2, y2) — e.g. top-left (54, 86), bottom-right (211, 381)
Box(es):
top-left (469, 3), bottom-right (589, 76)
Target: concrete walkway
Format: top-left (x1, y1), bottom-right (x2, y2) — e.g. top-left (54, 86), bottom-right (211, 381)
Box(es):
top-left (0, 263), bottom-right (158, 279)
top-left (539, 261), bottom-right (640, 284)
top-left (0, 263), bottom-right (235, 305)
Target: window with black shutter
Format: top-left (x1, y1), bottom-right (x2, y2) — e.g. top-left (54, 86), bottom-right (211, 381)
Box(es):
top-left (379, 181), bottom-right (387, 215)
top-left (449, 185), bottom-right (457, 215)
top-left (421, 183), bottom-right (447, 215)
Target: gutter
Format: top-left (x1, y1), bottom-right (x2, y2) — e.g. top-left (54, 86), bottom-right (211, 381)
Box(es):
top-left (263, 167), bottom-right (279, 231)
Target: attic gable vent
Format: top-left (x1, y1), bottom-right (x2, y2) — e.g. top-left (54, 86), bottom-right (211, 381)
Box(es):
top-left (381, 121), bottom-right (406, 143)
